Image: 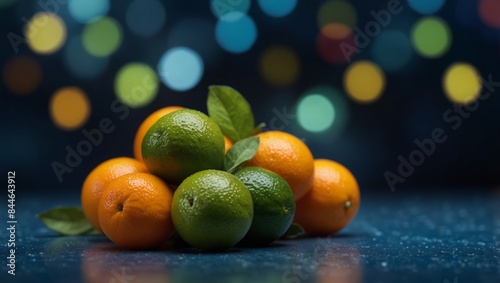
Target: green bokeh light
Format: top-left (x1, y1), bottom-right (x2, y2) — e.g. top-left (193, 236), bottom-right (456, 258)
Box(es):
top-left (114, 63), bottom-right (159, 108)
top-left (317, 0), bottom-right (357, 28)
top-left (0, 0), bottom-right (18, 8)
top-left (411, 16), bottom-right (451, 58)
top-left (82, 17), bottom-right (122, 57)
top-left (297, 94), bottom-right (335, 133)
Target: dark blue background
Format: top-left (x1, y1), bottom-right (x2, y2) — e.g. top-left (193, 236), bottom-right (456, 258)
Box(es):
top-left (1, 0), bottom-right (500, 193)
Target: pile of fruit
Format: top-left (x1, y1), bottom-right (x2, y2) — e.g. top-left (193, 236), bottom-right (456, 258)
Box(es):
top-left (40, 86), bottom-right (360, 250)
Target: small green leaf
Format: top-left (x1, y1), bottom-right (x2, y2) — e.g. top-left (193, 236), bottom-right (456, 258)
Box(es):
top-left (85, 228), bottom-right (102, 235)
top-left (224, 136), bottom-right (260, 174)
top-left (207, 85), bottom-right (255, 142)
top-left (252, 122), bottom-right (266, 135)
top-left (281, 223), bottom-right (305, 239)
top-left (36, 206), bottom-right (95, 236)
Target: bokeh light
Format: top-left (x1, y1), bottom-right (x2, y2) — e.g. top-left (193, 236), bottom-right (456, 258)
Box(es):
top-left (443, 63), bottom-right (482, 104)
top-left (158, 47), bottom-right (204, 92)
top-left (479, 0), bottom-right (500, 29)
top-left (50, 87), bottom-right (91, 131)
top-left (317, 0), bottom-right (357, 28)
top-left (295, 85), bottom-right (349, 139)
top-left (167, 18), bottom-right (221, 68)
top-left (82, 17), bottom-right (122, 57)
top-left (411, 16), bottom-right (451, 58)
top-left (258, 0), bottom-right (297, 18)
top-left (211, 0), bottom-right (250, 19)
top-left (372, 30), bottom-right (413, 72)
top-left (344, 61), bottom-right (386, 104)
top-left (316, 23), bottom-right (356, 64)
top-left (3, 56), bottom-right (42, 95)
top-left (0, 0), bottom-right (18, 9)
top-left (63, 36), bottom-right (108, 80)
top-left (0, 0), bottom-right (19, 9)
top-left (260, 45), bottom-right (300, 87)
top-left (216, 12), bottom-right (257, 53)
top-left (115, 63), bottom-right (159, 108)
top-left (25, 12), bottom-right (66, 55)
top-left (297, 94), bottom-right (335, 133)
top-left (407, 0), bottom-right (445, 15)
top-left (126, 0), bottom-right (165, 37)
top-left (68, 0), bottom-right (109, 24)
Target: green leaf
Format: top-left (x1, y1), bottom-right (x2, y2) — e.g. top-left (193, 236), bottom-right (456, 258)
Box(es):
top-left (281, 223), bottom-right (305, 239)
top-left (36, 206), bottom-right (95, 236)
top-left (252, 122), bottom-right (266, 136)
top-left (224, 136), bottom-right (260, 174)
top-left (207, 85), bottom-right (255, 142)
top-left (85, 228), bottom-right (102, 235)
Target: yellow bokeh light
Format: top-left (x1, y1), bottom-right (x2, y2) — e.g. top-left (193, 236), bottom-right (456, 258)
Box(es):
top-left (25, 12), bottom-right (67, 54)
top-left (50, 87), bottom-right (91, 130)
top-left (259, 45), bottom-right (300, 87)
top-left (443, 63), bottom-right (482, 104)
top-left (343, 61), bottom-right (386, 104)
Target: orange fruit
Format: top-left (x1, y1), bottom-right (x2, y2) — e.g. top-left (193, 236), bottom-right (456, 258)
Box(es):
top-left (223, 136), bottom-right (233, 153)
top-left (294, 159), bottom-right (360, 236)
top-left (98, 172), bottom-right (175, 249)
top-left (81, 157), bottom-right (148, 232)
top-left (245, 131), bottom-right (314, 201)
top-left (133, 106), bottom-right (184, 161)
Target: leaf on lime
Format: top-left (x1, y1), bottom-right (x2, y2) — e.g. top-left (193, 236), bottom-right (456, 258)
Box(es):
top-left (207, 85), bottom-right (255, 142)
top-left (281, 223), bottom-right (305, 239)
top-left (224, 136), bottom-right (260, 174)
top-left (36, 206), bottom-right (97, 236)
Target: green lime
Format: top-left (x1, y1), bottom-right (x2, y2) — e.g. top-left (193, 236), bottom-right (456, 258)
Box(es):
top-left (142, 109), bottom-right (225, 184)
top-left (234, 166), bottom-right (296, 245)
top-left (171, 170), bottom-right (254, 250)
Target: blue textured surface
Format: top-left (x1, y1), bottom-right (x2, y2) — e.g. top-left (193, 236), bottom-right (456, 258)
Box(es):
top-left (2, 190), bottom-right (500, 283)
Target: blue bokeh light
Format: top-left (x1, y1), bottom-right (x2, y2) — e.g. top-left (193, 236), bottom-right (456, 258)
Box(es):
top-left (293, 85), bottom-right (349, 142)
top-left (167, 18), bottom-right (222, 68)
top-left (63, 36), bottom-right (108, 80)
top-left (157, 47), bottom-right (204, 92)
top-left (126, 0), bottom-right (166, 37)
top-left (215, 12), bottom-right (257, 53)
top-left (407, 0), bottom-right (445, 15)
top-left (372, 30), bottom-right (413, 73)
top-left (210, 0), bottom-right (250, 19)
top-left (258, 0), bottom-right (297, 17)
top-left (297, 94), bottom-right (335, 133)
top-left (68, 0), bottom-right (110, 24)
